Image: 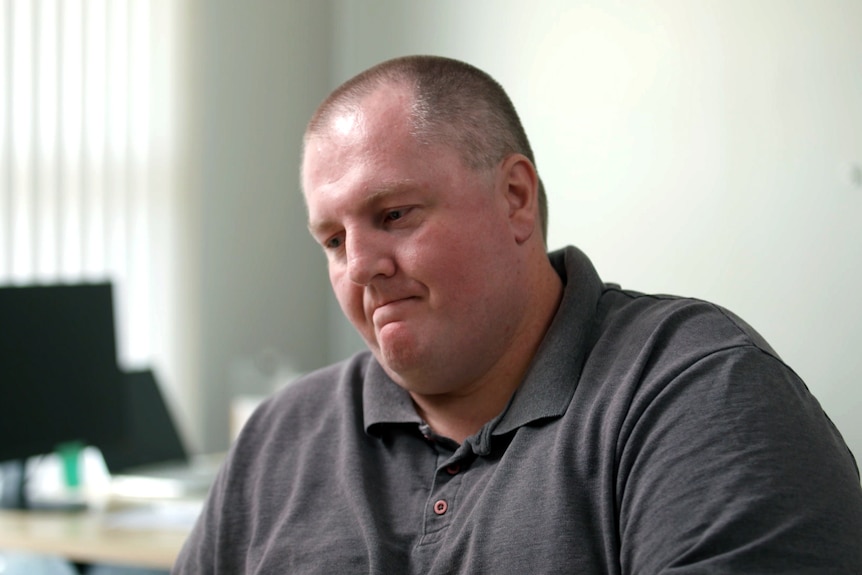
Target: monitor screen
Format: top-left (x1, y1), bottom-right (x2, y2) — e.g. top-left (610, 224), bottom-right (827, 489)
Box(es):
top-left (100, 369), bottom-right (188, 473)
top-left (0, 282), bottom-right (126, 463)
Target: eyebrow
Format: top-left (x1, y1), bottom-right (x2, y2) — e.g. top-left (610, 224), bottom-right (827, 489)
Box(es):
top-left (306, 181), bottom-right (421, 237)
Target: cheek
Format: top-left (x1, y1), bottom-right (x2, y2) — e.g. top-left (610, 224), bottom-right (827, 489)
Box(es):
top-left (418, 216), bottom-right (506, 280)
top-left (330, 269), bottom-right (365, 321)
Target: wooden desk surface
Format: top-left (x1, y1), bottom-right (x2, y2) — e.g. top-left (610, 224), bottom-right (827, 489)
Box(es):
top-left (0, 505), bottom-right (192, 570)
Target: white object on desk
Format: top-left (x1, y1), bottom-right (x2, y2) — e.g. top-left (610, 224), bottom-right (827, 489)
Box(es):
top-left (0, 551), bottom-right (77, 575)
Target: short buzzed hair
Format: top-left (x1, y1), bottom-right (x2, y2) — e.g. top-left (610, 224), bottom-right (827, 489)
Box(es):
top-left (305, 55), bottom-right (548, 242)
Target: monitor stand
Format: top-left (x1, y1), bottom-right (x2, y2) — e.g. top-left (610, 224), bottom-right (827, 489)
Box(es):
top-left (0, 459), bottom-right (87, 511)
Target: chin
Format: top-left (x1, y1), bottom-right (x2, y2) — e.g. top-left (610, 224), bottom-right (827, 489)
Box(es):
top-left (376, 343), bottom-right (433, 384)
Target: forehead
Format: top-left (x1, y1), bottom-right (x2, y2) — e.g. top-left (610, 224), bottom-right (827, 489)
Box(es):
top-left (302, 86), bottom-right (446, 199)
top-left (302, 128), bottom-right (440, 223)
top-left (318, 83), bottom-right (416, 147)
top-left (304, 86), bottom-right (414, 173)
top-left (301, 83), bottom-right (494, 234)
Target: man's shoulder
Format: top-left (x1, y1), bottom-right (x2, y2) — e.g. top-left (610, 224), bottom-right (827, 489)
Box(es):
top-left (552, 246), bottom-right (779, 362)
top-left (594, 285), bottom-right (781, 363)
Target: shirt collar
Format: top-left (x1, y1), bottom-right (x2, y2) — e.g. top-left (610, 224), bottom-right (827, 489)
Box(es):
top-left (491, 245), bottom-right (604, 436)
top-left (364, 358), bottom-right (421, 435)
top-left (363, 245), bottom-right (604, 439)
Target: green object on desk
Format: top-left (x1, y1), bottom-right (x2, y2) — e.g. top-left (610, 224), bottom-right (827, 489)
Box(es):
top-left (56, 441), bottom-right (85, 488)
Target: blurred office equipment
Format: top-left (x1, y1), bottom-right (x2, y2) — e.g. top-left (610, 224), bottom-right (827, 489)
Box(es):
top-left (99, 369), bottom-right (188, 473)
top-left (101, 369), bottom-right (220, 500)
top-left (0, 283), bottom-right (126, 510)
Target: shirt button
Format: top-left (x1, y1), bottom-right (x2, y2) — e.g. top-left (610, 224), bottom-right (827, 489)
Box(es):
top-left (433, 499), bottom-right (448, 515)
top-left (445, 464), bottom-right (460, 475)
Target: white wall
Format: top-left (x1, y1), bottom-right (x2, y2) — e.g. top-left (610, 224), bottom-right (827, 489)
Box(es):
top-left (190, 1), bottom-right (335, 452)
top-left (183, 0), bottom-right (860, 458)
top-left (328, 0), bottom-right (862, 458)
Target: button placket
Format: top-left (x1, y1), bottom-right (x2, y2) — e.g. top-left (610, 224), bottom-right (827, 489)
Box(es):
top-left (429, 459), bottom-right (464, 518)
top-left (422, 482), bottom-right (458, 540)
top-left (418, 453), bottom-right (466, 544)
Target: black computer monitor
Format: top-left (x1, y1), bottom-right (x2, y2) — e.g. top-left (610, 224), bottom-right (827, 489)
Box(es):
top-left (0, 282), bottom-right (126, 465)
top-left (100, 369), bottom-right (189, 474)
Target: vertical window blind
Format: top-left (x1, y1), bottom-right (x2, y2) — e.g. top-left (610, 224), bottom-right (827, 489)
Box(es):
top-left (1, 0), bottom-right (189, 410)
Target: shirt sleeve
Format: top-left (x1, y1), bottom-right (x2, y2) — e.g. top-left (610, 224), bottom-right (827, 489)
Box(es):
top-left (171, 467), bottom-right (225, 574)
top-left (171, 443), bottom-right (250, 575)
top-left (617, 345), bottom-right (862, 574)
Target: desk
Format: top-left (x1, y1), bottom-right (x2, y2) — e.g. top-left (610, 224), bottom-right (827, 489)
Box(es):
top-left (0, 505), bottom-right (192, 570)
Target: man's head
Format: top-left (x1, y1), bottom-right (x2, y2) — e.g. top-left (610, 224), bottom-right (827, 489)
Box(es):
top-left (302, 56), bottom-right (560, 401)
top-left (305, 55), bottom-right (547, 240)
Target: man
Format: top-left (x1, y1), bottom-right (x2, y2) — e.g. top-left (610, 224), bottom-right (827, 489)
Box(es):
top-left (174, 56), bottom-right (862, 573)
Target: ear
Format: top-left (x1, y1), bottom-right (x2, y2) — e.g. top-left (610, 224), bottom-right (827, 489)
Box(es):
top-left (500, 154), bottom-right (539, 245)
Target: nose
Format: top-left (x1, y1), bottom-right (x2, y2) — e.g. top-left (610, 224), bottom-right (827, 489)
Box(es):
top-left (345, 230), bottom-right (396, 286)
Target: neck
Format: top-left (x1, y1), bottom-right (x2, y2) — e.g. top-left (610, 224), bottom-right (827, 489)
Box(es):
top-left (411, 254), bottom-right (563, 444)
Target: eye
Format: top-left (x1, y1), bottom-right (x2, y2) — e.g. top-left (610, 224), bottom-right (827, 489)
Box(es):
top-left (384, 209), bottom-right (403, 222)
top-left (384, 208), bottom-right (410, 223)
top-left (324, 235), bottom-right (343, 250)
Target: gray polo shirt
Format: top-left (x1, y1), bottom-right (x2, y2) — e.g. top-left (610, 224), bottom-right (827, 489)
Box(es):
top-left (174, 246), bottom-right (862, 574)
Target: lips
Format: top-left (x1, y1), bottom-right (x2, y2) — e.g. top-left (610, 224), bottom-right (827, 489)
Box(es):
top-left (370, 296), bottom-right (417, 327)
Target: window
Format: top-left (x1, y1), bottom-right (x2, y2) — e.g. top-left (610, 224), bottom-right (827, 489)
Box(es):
top-left (1, 0), bottom-right (191, 420)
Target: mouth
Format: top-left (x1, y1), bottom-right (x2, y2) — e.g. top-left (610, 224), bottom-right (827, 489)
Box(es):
top-left (371, 296), bottom-right (417, 327)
